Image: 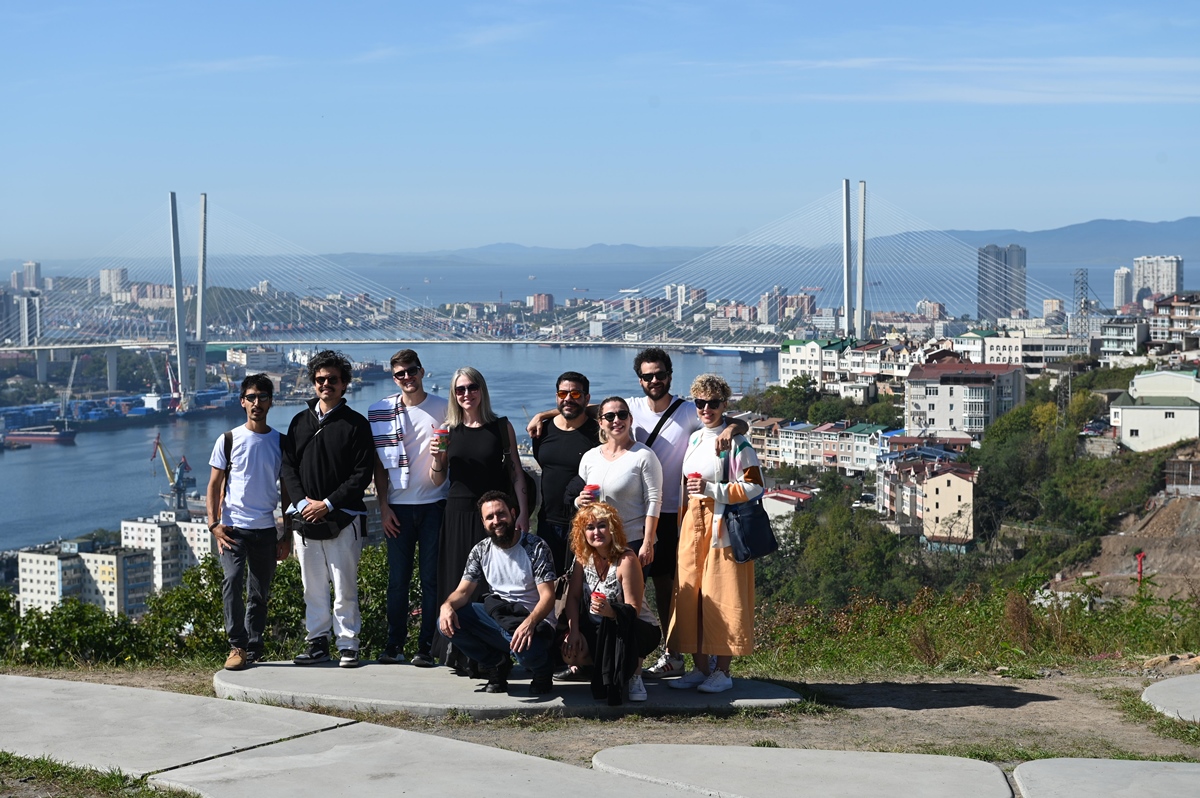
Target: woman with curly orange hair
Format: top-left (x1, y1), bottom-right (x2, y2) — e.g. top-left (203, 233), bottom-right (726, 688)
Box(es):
top-left (560, 502), bottom-right (661, 704)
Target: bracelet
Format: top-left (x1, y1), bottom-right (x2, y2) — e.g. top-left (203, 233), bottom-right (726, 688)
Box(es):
top-left (208, 521), bottom-right (219, 530)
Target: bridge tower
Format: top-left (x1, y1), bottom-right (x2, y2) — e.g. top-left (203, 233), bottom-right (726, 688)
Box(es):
top-left (168, 193), bottom-right (190, 403)
top-left (842, 179), bottom-right (852, 337)
top-left (193, 193), bottom-right (208, 392)
top-left (855, 180), bottom-right (867, 340)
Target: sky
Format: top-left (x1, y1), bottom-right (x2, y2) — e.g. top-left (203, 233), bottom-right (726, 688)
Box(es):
top-left (1, 1), bottom-right (1197, 259)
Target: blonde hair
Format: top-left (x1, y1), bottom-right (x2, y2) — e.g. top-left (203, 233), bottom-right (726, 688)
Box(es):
top-left (445, 366), bottom-right (498, 427)
top-left (690, 373), bottom-right (731, 403)
top-left (569, 502), bottom-right (628, 566)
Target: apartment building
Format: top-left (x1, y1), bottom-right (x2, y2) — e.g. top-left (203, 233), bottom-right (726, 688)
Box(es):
top-left (1150, 294), bottom-right (1200, 348)
top-left (1109, 369), bottom-right (1200, 453)
top-left (905, 362), bottom-right (1025, 438)
top-left (120, 510), bottom-right (218, 592)
top-left (18, 540), bottom-right (154, 617)
top-left (1100, 317), bottom-right (1150, 360)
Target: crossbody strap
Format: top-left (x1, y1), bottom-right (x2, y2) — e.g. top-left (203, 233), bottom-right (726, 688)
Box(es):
top-left (644, 397), bottom-right (685, 449)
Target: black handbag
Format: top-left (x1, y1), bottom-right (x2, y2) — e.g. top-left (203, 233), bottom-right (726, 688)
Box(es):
top-left (721, 452), bottom-right (778, 564)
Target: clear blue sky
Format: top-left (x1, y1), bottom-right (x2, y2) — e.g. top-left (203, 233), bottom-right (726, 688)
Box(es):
top-left (1, 1), bottom-right (1196, 258)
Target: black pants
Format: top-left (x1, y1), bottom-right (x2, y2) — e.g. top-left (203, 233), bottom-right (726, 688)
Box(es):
top-left (219, 526), bottom-right (277, 652)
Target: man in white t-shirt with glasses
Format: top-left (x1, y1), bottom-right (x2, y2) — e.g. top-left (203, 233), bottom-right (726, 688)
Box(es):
top-left (207, 374), bottom-right (285, 671)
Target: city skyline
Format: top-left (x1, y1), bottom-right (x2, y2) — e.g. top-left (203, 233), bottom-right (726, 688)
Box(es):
top-left (1, 2), bottom-right (1197, 259)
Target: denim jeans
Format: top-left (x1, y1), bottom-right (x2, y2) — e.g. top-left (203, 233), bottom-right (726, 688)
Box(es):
top-left (537, 518), bottom-right (570, 577)
top-left (443, 602), bottom-right (553, 678)
top-left (385, 501), bottom-right (444, 655)
top-left (219, 526), bottom-right (277, 652)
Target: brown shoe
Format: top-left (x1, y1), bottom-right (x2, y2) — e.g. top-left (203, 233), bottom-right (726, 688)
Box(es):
top-left (224, 647), bottom-right (249, 670)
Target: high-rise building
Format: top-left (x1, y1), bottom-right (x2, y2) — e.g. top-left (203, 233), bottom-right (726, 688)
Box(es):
top-left (10, 271), bottom-right (22, 291)
top-left (530, 293), bottom-right (554, 314)
top-left (1133, 256), bottom-right (1183, 299)
top-left (99, 267), bottom-right (129, 295)
top-left (758, 285), bottom-right (787, 326)
top-left (976, 244), bottom-right (1027, 321)
top-left (22, 261), bottom-right (41, 291)
top-left (1114, 267), bottom-right (1133, 309)
top-left (18, 539), bottom-right (154, 618)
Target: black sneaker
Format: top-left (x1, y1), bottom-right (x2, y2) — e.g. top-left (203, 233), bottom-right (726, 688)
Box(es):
top-left (244, 649), bottom-right (262, 664)
top-left (339, 649), bottom-right (361, 668)
top-left (293, 637), bottom-right (329, 665)
top-left (484, 658), bottom-right (511, 693)
top-left (377, 646), bottom-right (405, 664)
top-left (553, 665), bottom-right (591, 682)
top-left (529, 673), bottom-right (554, 696)
top-left (411, 652), bottom-right (436, 668)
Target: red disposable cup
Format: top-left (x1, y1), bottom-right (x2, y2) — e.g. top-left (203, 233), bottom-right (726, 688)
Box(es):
top-left (687, 472), bottom-right (702, 479)
top-left (591, 591), bottom-right (606, 602)
top-left (433, 428), bottom-right (448, 436)
top-left (584, 484), bottom-right (600, 495)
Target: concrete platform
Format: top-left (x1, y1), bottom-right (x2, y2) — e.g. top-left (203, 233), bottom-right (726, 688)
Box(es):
top-left (153, 721), bottom-right (675, 798)
top-left (214, 660), bottom-right (805, 718)
top-left (0, 674), bottom-right (351, 777)
top-left (1013, 758), bottom-right (1200, 797)
top-left (593, 744), bottom-right (1013, 798)
top-left (1141, 672), bottom-right (1200, 723)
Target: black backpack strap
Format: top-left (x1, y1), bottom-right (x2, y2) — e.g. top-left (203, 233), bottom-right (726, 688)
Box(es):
top-left (223, 430), bottom-right (234, 495)
top-left (644, 398), bottom-right (685, 449)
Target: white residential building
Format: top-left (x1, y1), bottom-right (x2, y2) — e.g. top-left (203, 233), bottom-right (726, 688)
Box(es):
top-left (1110, 370), bottom-right (1200, 452)
top-left (18, 541), bottom-right (154, 617)
top-left (120, 511), bottom-right (217, 592)
top-left (905, 362), bottom-right (1025, 438)
top-left (1134, 256), bottom-right (1184, 299)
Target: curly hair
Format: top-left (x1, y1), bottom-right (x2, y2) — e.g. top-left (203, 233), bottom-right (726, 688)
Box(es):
top-left (633, 347), bottom-right (672, 376)
top-left (569, 502), bottom-right (628, 566)
top-left (307, 349), bottom-right (353, 385)
top-left (690, 373), bottom-right (731, 403)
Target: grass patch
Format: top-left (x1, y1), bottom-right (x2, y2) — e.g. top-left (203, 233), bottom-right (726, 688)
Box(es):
top-left (0, 752), bottom-right (197, 797)
top-left (1106, 687), bottom-right (1200, 747)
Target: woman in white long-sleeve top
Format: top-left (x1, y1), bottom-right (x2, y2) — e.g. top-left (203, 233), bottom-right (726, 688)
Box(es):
top-left (667, 374), bottom-right (763, 695)
top-left (575, 396), bottom-right (663, 568)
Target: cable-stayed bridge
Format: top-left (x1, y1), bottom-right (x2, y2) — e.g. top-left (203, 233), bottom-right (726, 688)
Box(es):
top-left (3, 186), bottom-right (1074, 382)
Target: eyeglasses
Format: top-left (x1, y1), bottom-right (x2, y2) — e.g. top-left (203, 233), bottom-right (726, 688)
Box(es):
top-left (393, 366), bottom-right (421, 380)
top-left (314, 375), bottom-right (341, 385)
top-left (694, 398), bottom-right (724, 410)
top-left (638, 371), bottom-right (670, 383)
top-left (556, 389), bottom-right (583, 400)
top-left (600, 410), bottom-right (631, 422)
top-left (242, 393), bottom-right (272, 404)
top-left (454, 383), bottom-right (480, 396)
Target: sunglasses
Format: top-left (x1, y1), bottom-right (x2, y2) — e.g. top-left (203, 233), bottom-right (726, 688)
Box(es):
top-left (242, 393), bottom-right (272, 404)
top-left (393, 366), bottom-right (421, 380)
top-left (454, 383), bottom-right (480, 396)
top-left (694, 398), bottom-right (724, 410)
top-left (600, 410), bottom-right (631, 422)
top-left (314, 375), bottom-right (341, 385)
top-left (638, 371), bottom-right (670, 383)
top-left (556, 389), bottom-right (583, 400)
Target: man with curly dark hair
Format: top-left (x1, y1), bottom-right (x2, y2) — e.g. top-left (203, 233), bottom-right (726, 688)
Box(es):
top-left (281, 349), bottom-right (375, 668)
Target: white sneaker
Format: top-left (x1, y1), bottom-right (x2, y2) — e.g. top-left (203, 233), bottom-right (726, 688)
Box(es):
top-left (697, 670), bottom-right (733, 694)
top-left (646, 653), bottom-right (686, 677)
top-left (628, 673), bottom-right (647, 702)
top-left (668, 669), bottom-right (709, 689)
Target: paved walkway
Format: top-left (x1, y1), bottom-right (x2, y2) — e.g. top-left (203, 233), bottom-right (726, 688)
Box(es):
top-left (4, 671), bottom-right (1200, 797)
top-left (213, 659), bottom-right (803, 718)
top-left (1142, 672), bottom-right (1200, 723)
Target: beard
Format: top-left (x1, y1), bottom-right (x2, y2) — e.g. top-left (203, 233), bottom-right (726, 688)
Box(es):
top-left (559, 400), bottom-right (583, 419)
top-left (488, 521), bottom-right (517, 547)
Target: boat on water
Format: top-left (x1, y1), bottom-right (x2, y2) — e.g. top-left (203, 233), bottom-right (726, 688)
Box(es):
top-left (6, 426), bottom-right (77, 445)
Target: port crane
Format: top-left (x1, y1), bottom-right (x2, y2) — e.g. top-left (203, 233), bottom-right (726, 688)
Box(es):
top-left (150, 432), bottom-right (196, 517)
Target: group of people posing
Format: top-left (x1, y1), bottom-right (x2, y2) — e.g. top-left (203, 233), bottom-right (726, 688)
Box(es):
top-left (209, 347), bottom-right (764, 703)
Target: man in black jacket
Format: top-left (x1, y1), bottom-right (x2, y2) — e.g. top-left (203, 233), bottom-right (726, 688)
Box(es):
top-left (281, 350), bottom-right (375, 668)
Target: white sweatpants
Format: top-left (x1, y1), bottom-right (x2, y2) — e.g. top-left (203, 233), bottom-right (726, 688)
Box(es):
top-left (294, 517), bottom-right (364, 652)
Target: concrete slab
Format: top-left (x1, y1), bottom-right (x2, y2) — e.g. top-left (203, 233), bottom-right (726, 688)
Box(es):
top-left (592, 744), bottom-right (1012, 798)
top-left (151, 721), bottom-right (679, 798)
top-left (1013, 757), bottom-right (1200, 797)
top-left (214, 660), bottom-right (804, 718)
top-left (1141, 672), bottom-right (1200, 723)
top-left (0, 674), bottom-right (350, 777)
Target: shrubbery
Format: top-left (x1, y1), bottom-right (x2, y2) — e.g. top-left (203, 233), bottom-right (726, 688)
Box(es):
top-left (0, 543), bottom-right (418, 667)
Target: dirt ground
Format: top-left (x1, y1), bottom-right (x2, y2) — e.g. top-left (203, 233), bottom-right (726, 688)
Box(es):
top-left (5, 665), bottom-right (1197, 771)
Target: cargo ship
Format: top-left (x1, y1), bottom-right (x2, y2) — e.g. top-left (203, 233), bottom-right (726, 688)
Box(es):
top-left (5, 425), bottom-right (77, 445)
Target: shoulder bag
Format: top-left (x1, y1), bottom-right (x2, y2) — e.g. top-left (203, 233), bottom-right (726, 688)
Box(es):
top-left (721, 448), bottom-right (778, 564)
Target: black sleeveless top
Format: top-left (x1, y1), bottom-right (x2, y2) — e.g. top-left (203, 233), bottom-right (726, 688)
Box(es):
top-left (446, 417), bottom-right (511, 500)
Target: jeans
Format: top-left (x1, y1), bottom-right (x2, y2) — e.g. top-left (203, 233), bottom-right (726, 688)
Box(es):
top-left (219, 526), bottom-right (278, 652)
top-left (385, 501), bottom-right (444, 654)
top-left (443, 603), bottom-right (553, 678)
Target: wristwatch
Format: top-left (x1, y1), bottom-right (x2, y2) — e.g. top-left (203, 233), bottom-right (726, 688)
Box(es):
top-left (208, 521), bottom-right (219, 531)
